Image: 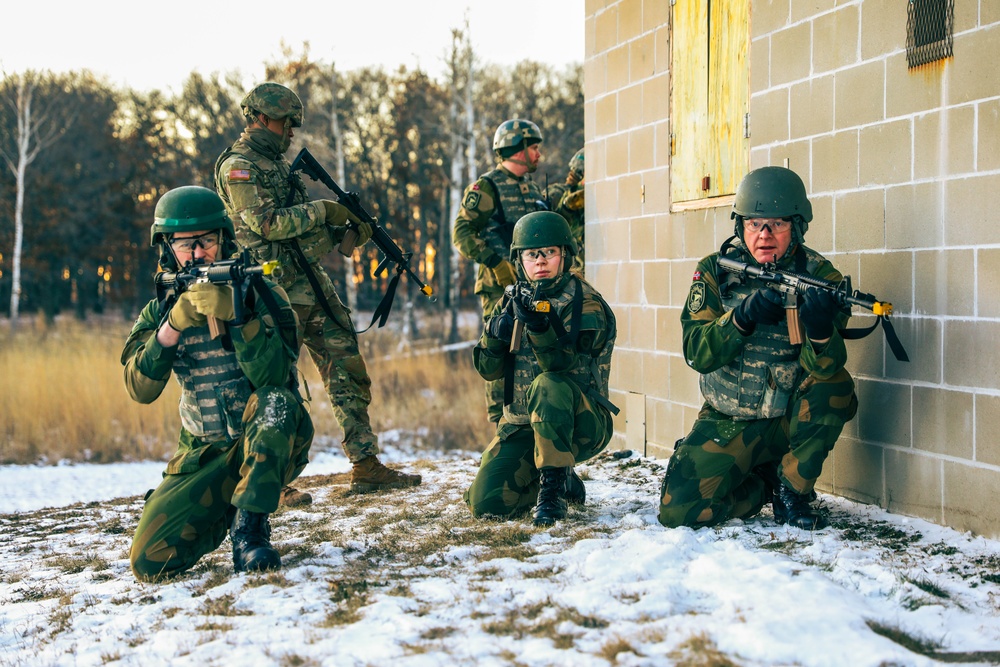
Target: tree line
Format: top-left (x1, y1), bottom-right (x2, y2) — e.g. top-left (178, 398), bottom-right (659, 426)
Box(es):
top-left (0, 36), bottom-right (582, 331)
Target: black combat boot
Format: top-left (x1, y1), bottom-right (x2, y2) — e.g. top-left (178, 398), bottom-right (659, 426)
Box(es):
top-left (774, 484), bottom-right (828, 530)
top-left (230, 508), bottom-right (281, 573)
top-left (564, 467), bottom-right (586, 505)
top-left (533, 467), bottom-right (569, 527)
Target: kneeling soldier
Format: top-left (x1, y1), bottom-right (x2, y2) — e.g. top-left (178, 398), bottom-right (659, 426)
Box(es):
top-left (465, 212), bottom-right (618, 527)
top-left (123, 186), bottom-right (313, 580)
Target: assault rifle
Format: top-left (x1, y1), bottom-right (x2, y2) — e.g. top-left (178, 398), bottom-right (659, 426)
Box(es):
top-left (717, 255), bottom-right (909, 362)
top-left (155, 248), bottom-right (279, 339)
top-left (287, 147), bottom-right (434, 331)
top-left (504, 282), bottom-right (552, 352)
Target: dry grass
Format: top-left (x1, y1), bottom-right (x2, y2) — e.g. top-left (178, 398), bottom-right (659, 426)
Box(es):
top-left (0, 311), bottom-right (492, 465)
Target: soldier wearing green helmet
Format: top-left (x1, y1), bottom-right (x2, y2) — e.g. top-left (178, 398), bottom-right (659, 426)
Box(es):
top-left (658, 166), bottom-right (858, 532)
top-left (544, 147), bottom-right (586, 271)
top-left (123, 186), bottom-right (314, 580)
top-left (215, 82), bottom-right (421, 500)
top-left (453, 118), bottom-right (548, 424)
top-left (465, 211), bottom-right (618, 527)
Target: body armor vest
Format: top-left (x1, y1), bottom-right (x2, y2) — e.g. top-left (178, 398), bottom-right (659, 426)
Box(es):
top-left (503, 275), bottom-right (616, 425)
top-left (216, 142), bottom-right (335, 295)
top-left (480, 168), bottom-right (544, 258)
top-left (172, 327), bottom-right (253, 441)
top-left (700, 247), bottom-right (827, 420)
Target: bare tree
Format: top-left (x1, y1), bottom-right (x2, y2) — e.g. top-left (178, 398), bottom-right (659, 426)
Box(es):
top-left (328, 63), bottom-right (359, 313)
top-left (0, 71), bottom-right (69, 329)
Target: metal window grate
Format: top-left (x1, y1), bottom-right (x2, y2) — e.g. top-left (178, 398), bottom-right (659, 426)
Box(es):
top-left (906, 0), bottom-right (953, 68)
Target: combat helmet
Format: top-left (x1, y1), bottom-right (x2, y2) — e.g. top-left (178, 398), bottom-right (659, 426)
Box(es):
top-left (568, 149), bottom-right (585, 180)
top-left (241, 82), bottom-right (304, 128)
top-left (493, 119), bottom-right (543, 159)
top-left (151, 186), bottom-right (234, 247)
top-left (509, 211), bottom-right (578, 263)
top-left (731, 166), bottom-right (812, 240)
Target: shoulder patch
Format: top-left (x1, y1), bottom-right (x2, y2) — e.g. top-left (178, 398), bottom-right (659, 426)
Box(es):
top-left (228, 169), bottom-right (251, 182)
top-left (687, 281), bottom-right (706, 314)
top-left (463, 190), bottom-right (481, 211)
top-left (692, 270), bottom-right (702, 281)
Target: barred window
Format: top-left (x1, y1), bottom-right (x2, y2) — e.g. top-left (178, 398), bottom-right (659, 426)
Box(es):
top-left (906, 0), bottom-right (953, 68)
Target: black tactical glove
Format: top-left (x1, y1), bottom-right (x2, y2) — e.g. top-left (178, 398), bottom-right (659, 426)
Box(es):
top-left (798, 287), bottom-right (840, 340)
top-left (732, 288), bottom-right (785, 334)
top-left (486, 308), bottom-right (515, 342)
top-left (512, 296), bottom-right (549, 332)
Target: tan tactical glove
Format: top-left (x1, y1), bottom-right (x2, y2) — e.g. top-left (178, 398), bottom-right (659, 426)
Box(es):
top-left (353, 220), bottom-right (374, 246)
top-left (491, 259), bottom-right (518, 287)
top-left (167, 291), bottom-right (207, 331)
top-left (322, 200), bottom-right (362, 227)
top-left (187, 282), bottom-right (235, 321)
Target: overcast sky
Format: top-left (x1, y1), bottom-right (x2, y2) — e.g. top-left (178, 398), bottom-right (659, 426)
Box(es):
top-left (1, 0), bottom-right (585, 92)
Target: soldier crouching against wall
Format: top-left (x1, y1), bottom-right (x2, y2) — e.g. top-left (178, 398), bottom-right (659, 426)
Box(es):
top-left (658, 167), bottom-right (858, 531)
top-left (123, 186), bottom-right (313, 580)
top-left (465, 212), bottom-right (618, 527)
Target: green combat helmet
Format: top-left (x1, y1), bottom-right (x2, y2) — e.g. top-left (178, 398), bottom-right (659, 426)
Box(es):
top-left (493, 119), bottom-right (543, 159)
top-left (240, 82), bottom-right (304, 128)
top-left (568, 148), bottom-right (585, 180)
top-left (151, 186), bottom-right (235, 247)
top-left (509, 211), bottom-right (578, 262)
top-left (731, 166), bottom-right (813, 241)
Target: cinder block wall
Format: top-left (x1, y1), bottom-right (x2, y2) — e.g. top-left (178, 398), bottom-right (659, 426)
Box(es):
top-left (586, 0), bottom-right (1000, 537)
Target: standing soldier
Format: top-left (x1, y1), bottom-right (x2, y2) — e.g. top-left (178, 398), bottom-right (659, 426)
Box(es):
top-left (545, 148), bottom-right (585, 271)
top-left (453, 118), bottom-right (547, 424)
top-left (465, 212), bottom-right (617, 527)
top-left (124, 186), bottom-right (313, 579)
top-left (658, 166), bottom-right (858, 531)
top-left (215, 82), bottom-right (420, 500)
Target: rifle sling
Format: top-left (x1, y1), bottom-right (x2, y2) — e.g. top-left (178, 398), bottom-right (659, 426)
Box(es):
top-left (287, 239), bottom-right (354, 334)
top-left (838, 317), bottom-right (909, 362)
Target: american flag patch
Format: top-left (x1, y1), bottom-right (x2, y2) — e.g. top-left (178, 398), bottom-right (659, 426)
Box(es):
top-left (692, 271), bottom-right (702, 281)
top-left (228, 169), bottom-right (251, 181)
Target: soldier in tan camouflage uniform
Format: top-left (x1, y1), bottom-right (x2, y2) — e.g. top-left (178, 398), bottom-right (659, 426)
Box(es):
top-left (453, 119), bottom-right (547, 424)
top-left (124, 186), bottom-right (313, 580)
top-left (658, 167), bottom-right (858, 531)
top-left (465, 211), bottom-right (617, 527)
top-left (544, 148), bottom-right (585, 271)
top-left (215, 83), bottom-right (420, 499)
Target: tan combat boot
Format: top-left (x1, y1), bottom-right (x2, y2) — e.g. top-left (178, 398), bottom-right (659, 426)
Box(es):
top-left (279, 486), bottom-right (313, 507)
top-left (350, 455), bottom-right (422, 493)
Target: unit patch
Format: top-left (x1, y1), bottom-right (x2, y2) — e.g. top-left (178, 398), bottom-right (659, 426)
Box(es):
top-left (463, 190), bottom-right (481, 211)
top-left (228, 169), bottom-right (251, 182)
top-left (687, 281), bottom-right (706, 313)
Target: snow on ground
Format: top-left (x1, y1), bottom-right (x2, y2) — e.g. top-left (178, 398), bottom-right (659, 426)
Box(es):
top-left (2, 445), bottom-right (1000, 667)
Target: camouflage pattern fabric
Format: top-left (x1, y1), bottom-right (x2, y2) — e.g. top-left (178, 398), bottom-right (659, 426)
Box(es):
top-left (214, 127), bottom-right (378, 462)
top-left (464, 375), bottom-right (612, 518)
top-left (658, 240), bottom-right (857, 529)
top-left (658, 369), bottom-right (857, 528)
top-left (130, 386), bottom-right (313, 581)
top-left (556, 188), bottom-right (585, 271)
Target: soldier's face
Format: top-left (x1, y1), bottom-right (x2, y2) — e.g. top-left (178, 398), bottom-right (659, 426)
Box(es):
top-left (170, 230), bottom-right (221, 266)
top-left (520, 246), bottom-right (564, 280)
top-left (524, 144), bottom-right (541, 172)
top-left (744, 218), bottom-right (793, 264)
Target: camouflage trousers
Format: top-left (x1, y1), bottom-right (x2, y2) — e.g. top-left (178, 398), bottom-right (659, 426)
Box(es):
top-left (658, 369), bottom-right (858, 529)
top-left (479, 289), bottom-right (505, 424)
top-left (293, 296), bottom-right (378, 462)
top-left (130, 387), bottom-right (313, 581)
top-left (465, 372), bottom-right (613, 518)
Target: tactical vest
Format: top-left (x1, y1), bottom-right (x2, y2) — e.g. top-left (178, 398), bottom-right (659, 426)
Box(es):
top-left (215, 143), bottom-right (335, 295)
top-left (172, 327), bottom-right (253, 441)
top-left (503, 275), bottom-right (616, 425)
top-left (480, 168), bottom-right (544, 258)
top-left (700, 247), bottom-right (827, 420)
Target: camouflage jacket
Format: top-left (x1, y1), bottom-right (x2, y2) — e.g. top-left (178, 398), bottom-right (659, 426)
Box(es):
top-left (121, 278), bottom-right (300, 471)
top-left (474, 273), bottom-right (616, 424)
top-left (683, 240), bottom-right (849, 420)
top-left (453, 166), bottom-right (545, 296)
top-left (214, 129), bottom-right (345, 306)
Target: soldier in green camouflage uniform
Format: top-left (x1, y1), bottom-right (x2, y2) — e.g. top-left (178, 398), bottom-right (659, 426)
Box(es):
top-left (453, 119), bottom-right (547, 424)
top-left (465, 211), bottom-right (617, 527)
top-left (214, 82), bottom-right (420, 497)
top-left (658, 167), bottom-right (858, 531)
top-left (544, 148), bottom-right (585, 271)
top-left (124, 186), bottom-right (313, 580)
